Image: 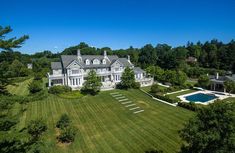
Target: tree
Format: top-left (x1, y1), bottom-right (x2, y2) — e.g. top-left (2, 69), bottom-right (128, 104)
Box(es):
top-left (28, 80), bottom-right (42, 94)
top-left (9, 59), bottom-right (29, 77)
top-left (145, 149), bottom-right (163, 153)
top-left (81, 70), bottom-right (102, 95)
top-left (0, 25), bottom-right (29, 94)
top-left (0, 26), bottom-right (29, 50)
top-left (56, 114), bottom-right (70, 129)
top-left (180, 101), bottom-right (235, 153)
top-left (145, 66), bottom-right (164, 81)
top-left (120, 67), bottom-right (135, 89)
top-left (224, 80), bottom-right (235, 94)
top-left (150, 84), bottom-right (161, 93)
top-left (57, 126), bottom-right (77, 143)
top-left (138, 44), bottom-right (157, 68)
top-left (198, 75), bottom-right (210, 89)
top-left (27, 119), bottom-right (47, 140)
top-left (175, 71), bottom-right (188, 86)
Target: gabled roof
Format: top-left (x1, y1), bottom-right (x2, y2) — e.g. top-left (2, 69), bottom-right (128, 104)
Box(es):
top-left (117, 58), bottom-right (133, 67)
top-left (134, 67), bottom-right (145, 74)
top-left (51, 62), bottom-right (62, 69)
top-left (61, 55), bottom-right (78, 68)
top-left (55, 54), bottom-right (132, 69)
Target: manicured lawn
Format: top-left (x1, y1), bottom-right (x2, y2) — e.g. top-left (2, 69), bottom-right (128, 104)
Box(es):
top-left (141, 85), bottom-right (167, 93)
top-left (7, 78), bottom-right (32, 96)
top-left (222, 97), bottom-right (235, 102)
top-left (167, 89), bottom-right (197, 101)
top-left (15, 88), bottom-right (194, 153)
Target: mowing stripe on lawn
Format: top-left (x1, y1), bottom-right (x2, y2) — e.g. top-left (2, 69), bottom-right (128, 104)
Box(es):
top-left (125, 104), bottom-right (136, 107)
top-left (129, 107), bottom-right (140, 110)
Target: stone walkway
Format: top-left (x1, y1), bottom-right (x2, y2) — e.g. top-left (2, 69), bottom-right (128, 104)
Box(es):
top-left (110, 92), bottom-right (144, 114)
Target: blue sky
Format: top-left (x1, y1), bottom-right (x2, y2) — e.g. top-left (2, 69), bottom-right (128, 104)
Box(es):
top-left (1, 0), bottom-right (235, 54)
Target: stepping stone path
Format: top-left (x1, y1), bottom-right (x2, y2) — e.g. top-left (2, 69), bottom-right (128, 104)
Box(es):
top-left (115, 96), bottom-right (125, 99)
top-left (129, 107), bottom-right (140, 110)
top-left (133, 110), bottom-right (144, 114)
top-left (110, 92), bottom-right (145, 114)
top-left (125, 104), bottom-right (136, 107)
top-left (119, 99), bottom-right (128, 102)
top-left (121, 101), bottom-right (132, 104)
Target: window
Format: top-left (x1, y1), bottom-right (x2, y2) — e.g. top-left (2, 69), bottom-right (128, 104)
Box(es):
top-left (115, 68), bottom-right (120, 71)
top-left (93, 59), bottom-right (100, 64)
top-left (102, 59), bottom-right (106, 64)
top-left (85, 59), bottom-right (90, 65)
top-left (72, 70), bottom-right (79, 74)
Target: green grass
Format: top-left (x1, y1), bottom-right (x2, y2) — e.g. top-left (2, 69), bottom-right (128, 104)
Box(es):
top-left (222, 97), bottom-right (235, 102)
top-left (167, 89), bottom-right (197, 101)
top-left (141, 85), bottom-right (167, 93)
top-left (58, 91), bottom-right (84, 99)
top-left (7, 78), bottom-right (32, 96)
top-left (13, 88), bottom-right (193, 153)
top-left (6, 78), bottom-right (194, 153)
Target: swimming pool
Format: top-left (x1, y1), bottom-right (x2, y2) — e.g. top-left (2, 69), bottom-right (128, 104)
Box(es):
top-left (185, 93), bottom-right (217, 103)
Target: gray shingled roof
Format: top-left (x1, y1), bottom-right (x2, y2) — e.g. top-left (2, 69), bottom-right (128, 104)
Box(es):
top-left (134, 67), bottom-right (145, 74)
top-left (51, 62), bottom-right (62, 69)
top-left (56, 55), bottom-right (131, 70)
top-left (117, 58), bottom-right (133, 67)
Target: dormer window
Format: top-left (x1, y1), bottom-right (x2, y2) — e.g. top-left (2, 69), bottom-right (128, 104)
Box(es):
top-left (85, 59), bottom-right (90, 65)
top-left (102, 59), bottom-right (106, 64)
top-left (93, 59), bottom-right (100, 65)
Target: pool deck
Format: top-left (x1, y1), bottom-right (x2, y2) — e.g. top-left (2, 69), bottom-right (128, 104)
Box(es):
top-left (177, 90), bottom-right (235, 105)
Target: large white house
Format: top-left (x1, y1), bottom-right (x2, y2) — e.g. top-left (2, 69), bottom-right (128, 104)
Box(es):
top-left (48, 49), bottom-right (153, 90)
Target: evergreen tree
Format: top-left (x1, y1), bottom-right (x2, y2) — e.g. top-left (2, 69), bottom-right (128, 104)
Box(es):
top-left (0, 25), bottom-right (29, 95)
top-left (81, 70), bottom-right (102, 95)
top-left (120, 67), bottom-right (135, 89)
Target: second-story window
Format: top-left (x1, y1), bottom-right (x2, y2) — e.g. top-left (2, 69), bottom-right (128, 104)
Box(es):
top-left (93, 59), bottom-right (100, 65)
top-left (102, 59), bottom-right (106, 64)
top-left (72, 70), bottom-right (79, 74)
top-left (85, 59), bottom-right (90, 65)
top-left (115, 68), bottom-right (120, 71)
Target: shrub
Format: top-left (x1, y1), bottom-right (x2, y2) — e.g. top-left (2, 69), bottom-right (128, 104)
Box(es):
top-left (154, 94), bottom-right (177, 103)
top-left (0, 117), bottom-right (17, 131)
top-left (34, 72), bottom-right (44, 80)
top-left (178, 102), bottom-right (197, 111)
top-left (150, 84), bottom-right (160, 93)
top-left (27, 119), bottom-right (47, 140)
top-left (56, 114), bottom-right (70, 129)
top-left (132, 82), bottom-right (141, 89)
top-left (57, 126), bottom-right (77, 143)
top-left (28, 80), bottom-right (42, 94)
top-left (48, 86), bottom-right (71, 95)
top-left (145, 149), bottom-right (163, 153)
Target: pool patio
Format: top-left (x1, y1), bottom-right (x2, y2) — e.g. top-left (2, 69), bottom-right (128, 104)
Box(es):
top-left (177, 90), bottom-right (235, 105)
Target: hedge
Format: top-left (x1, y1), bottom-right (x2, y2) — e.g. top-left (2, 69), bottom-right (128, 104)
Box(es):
top-left (154, 94), bottom-right (177, 104)
top-left (177, 102), bottom-right (197, 111)
top-left (48, 86), bottom-right (71, 95)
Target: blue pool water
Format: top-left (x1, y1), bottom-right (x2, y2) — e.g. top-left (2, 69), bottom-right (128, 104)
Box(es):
top-left (185, 93), bottom-right (217, 103)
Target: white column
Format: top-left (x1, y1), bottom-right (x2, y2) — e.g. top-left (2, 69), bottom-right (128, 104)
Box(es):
top-left (62, 78), bottom-right (64, 85)
top-left (49, 78), bottom-right (51, 87)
